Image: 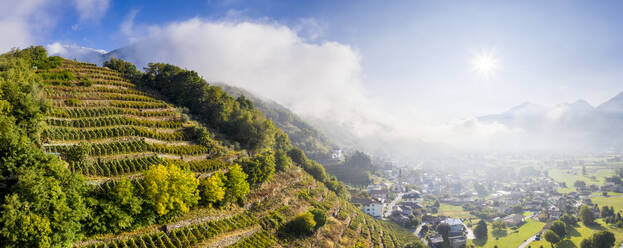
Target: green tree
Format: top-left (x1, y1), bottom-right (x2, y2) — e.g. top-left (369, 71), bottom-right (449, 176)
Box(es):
top-left (549, 220), bottom-right (567, 238)
top-left (242, 149), bottom-right (276, 186)
top-left (143, 164), bottom-right (199, 217)
top-left (10, 162), bottom-right (90, 247)
top-left (437, 223), bottom-right (450, 241)
top-left (274, 150), bottom-right (291, 171)
top-left (287, 147), bottom-right (307, 165)
top-left (137, 63), bottom-right (276, 150)
top-left (580, 205), bottom-right (595, 225)
top-left (0, 194), bottom-right (52, 248)
top-left (474, 220), bottom-right (488, 240)
top-left (61, 142), bottom-right (91, 169)
top-left (580, 238), bottom-right (592, 248)
top-left (543, 230), bottom-right (560, 247)
top-left (310, 208), bottom-right (327, 230)
top-left (103, 57), bottom-right (140, 81)
top-left (474, 183), bottom-right (488, 196)
top-left (306, 161), bottom-right (328, 182)
top-left (591, 231), bottom-right (615, 248)
top-left (560, 214), bottom-right (578, 226)
top-left (574, 180), bottom-right (586, 188)
top-left (492, 220), bottom-right (506, 230)
top-left (224, 164), bottom-right (250, 203)
top-left (199, 171), bottom-right (226, 207)
top-left (287, 212), bottom-right (316, 236)
top-left (86, 179), bottom-right (143, 234)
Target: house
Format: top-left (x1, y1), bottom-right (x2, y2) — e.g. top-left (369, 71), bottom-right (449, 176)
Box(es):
top-left (392, 205), bottom-right (414, 216)
top-left (502, 213), bottom-right (524, 226)
top-left (577, 186), bottom-right (591, 195)
top-left (330, 149), bottom-right (343, 161)
top-left (548, 205), bottom-right (561, 219)
top-left (369, 189), bottom-right (388, 200)
top-left (593, 205), bottom-right (601, 218)
top-left (441, 218), bottom-right (464, 236)
top-left (390, 182), bottom-right (406, 192)
top-left (402, 191), bottom-right (421, 202)
top-left (428, 235), bottom-right (444, 248)
top-left (449, 235), bottom-right (467, 248)
top-left (367, 184), bottom-right (383, 192)
top-left (422, 215), bottom-right (443, 226)
top-left (589, 184), bottom-right (599, 192)
top-left (362, 198), bottom-right (385, 218)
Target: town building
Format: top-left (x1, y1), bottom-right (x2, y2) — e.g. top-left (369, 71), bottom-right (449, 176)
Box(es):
top-left (362, 198), bottom-right (385, 218)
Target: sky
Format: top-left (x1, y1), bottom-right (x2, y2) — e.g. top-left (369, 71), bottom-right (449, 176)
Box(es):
top-left (2, 0), bottom-right (623, 153)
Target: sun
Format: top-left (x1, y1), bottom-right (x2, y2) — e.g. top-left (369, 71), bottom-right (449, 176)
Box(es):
top-left (471, 51), bottom-right (499, 78)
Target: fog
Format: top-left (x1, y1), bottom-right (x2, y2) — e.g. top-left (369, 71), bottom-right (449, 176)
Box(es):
top-left (47, 18), bottom-right (623, 160)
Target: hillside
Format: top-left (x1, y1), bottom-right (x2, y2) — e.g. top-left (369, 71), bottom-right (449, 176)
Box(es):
top-left (218, 84), bottom-right (339, 164)
top-left (0, 47), bottom-right (423, 248)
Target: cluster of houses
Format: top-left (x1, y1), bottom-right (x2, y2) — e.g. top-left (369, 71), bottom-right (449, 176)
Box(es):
top-left (420, 216), bottom-right (467, 248)
top-left (351, 181), bottom-right (413, 218)
top-left (388, 191), bottom-right (423, 225)
top-left (350, 183), bottom-right (391, 218)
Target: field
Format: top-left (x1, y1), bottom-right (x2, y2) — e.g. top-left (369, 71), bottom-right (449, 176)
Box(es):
top-left (549, 167), bottom-right (608, 193)
top-left (436, 203), bottom-right (475, 219)
top-left (529, 221), bottom-right (623, 248)
top-left (469, 219), bottom-right (546, 248)
top-left (591, 196), bottom-right (623, 214)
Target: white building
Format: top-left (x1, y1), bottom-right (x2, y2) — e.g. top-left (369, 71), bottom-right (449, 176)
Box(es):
top-left (363, 198), bottom-right (385, 218)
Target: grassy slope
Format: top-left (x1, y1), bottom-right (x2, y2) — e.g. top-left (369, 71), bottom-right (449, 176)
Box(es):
top-left (530, 221), bottom-right (623, 248)
top-left (549, 167), bottom-right (609, 193)
top-left (591, 196), bottom-right (623, 214)
top-left (436, 203), bottom-right (475, 219)
top-left (469, 219), bottom-right (546, 248)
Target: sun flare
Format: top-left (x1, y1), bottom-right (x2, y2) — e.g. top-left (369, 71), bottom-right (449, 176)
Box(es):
top-left (471, 51), bottom-right (499, 78)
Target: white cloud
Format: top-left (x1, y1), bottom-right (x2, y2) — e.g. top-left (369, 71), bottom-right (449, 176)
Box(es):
top-left (120, 9), bottom-right (140, 42)
top-left (0, 0), bottom-right (56, 52)
top-left (74, 0), bottom-right (110, 23)
top-left (46, 42), bottom-right (106, 63)
top-left (119, 19), bottom-right (383, 129)
top-left (110, 18), bottom-right (546, 155)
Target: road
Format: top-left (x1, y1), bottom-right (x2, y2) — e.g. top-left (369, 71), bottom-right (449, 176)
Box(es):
top-left (518, 234), bottom-right (537, 248)
top-left (517, 216), bottom-right (544, 248)
top-left (384, 193), bottom-right (404, 218)
top-left (463, 223), bottom-right (475, 240)
top-left (413, 223), bottom-right (427, 244)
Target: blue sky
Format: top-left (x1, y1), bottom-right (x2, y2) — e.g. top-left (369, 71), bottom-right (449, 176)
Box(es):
top-left (47, 0), bottom-right (623, 113)
top-left (4, 0), bottom-right (623, 149)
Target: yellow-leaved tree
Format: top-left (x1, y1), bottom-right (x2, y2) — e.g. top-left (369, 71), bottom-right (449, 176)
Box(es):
top-left (143, 164), bottom-right (199, 216)
top-left (200, 171), bottom-right (226, 207)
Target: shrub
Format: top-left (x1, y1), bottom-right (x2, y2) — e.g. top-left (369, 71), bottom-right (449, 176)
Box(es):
top-left (286, 212), bottom-right (316, 236)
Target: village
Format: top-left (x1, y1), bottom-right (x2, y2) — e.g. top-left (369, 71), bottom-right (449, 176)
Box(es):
top-left (349, 154), bottom-right (623, 247)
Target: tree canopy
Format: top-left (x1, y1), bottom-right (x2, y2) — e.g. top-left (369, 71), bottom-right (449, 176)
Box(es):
top-left (143, 164), bottom-right (199, 217)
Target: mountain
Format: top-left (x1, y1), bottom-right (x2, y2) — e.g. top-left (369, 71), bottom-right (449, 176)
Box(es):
top-left (597, 91), bottom-right (623, 114)
top-left (0, 47), bottom-right (423, 247)
top-left (477, 93), bottom-right (623, 151)
top-left (218, 84), bottom-right (340, 164)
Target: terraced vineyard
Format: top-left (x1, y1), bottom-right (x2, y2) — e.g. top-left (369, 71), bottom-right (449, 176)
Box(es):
top-left (35, 59), bottom-right (421, 247)
top-left (40, 60), bottom-right (230, 179)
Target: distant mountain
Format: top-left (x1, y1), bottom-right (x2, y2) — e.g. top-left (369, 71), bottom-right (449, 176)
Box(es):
top-left (47, 44), bottom-right (144, 67)
top-left (597, 91), bottom-right (623, 114)
top-left (478, 91), bottom-right (623, 151)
